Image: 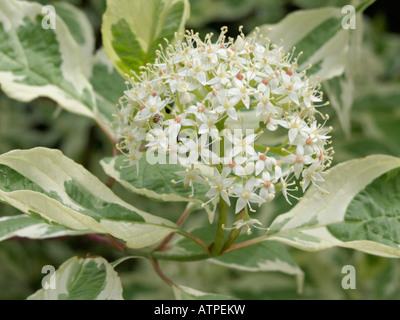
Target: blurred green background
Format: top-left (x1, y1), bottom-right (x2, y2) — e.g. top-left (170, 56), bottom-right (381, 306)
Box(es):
top-left (0, 0), bottom-right (399, 300)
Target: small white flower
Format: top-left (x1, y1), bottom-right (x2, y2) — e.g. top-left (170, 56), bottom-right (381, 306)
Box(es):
top-left (233, 158), bottom-right (256, 177)
top-left (118, 104), bottom-right (134, 125)
top-left (179, 91), bottom-right (193, 105)
top-left (204, 167), bottom-right (236, 205)
top-left (173, 168), bottom-right (207, 197)
top-left (255, 86), bottom-right (276, 117)
top-left (261, 113), bottom-right (280, 131)
top-left (198, 112), bottom-right (220, 139)
top-left (177, 58), bottom-right (208, 85)
top-left (224, 218), bottom-right (268, 235)
top-left (145, 125), bottom-right (169, 151)
top-left (122, 127), bottom-right (146, 146)
top-left (257, 171), bottom-right (275, 203)
top-left (136, 95), bottom-right (167, 120)
top-left (232, 178), bottom-right (265, 213)
top-left (303, 120), bottom-right (331, 153)
top-left (186, 102), bottom-right (207, 118)
top-left (226, 131), bottom-right (257, 158)
top-left (180, 134), bottom-right (219, 165)
top-left (284, 145), bottom-right (314, 179)
top-left (302, 84), bottom-right (322, 109)
top-left (168, 76), bottom-right (198, 94)
top-left (214, 89), bottom-right (241, 121)
top-left (255, 153), bottom-right (276, 176)
top-left (280, 179), bottom-right (299, 205)
top-left (301, 163), bottom-right (326, 192)
top-left (171, 113), bottom-right (195, 128)
top-left (277, 115), bottom-right (307, 144)
top-left (207, 64), bottom-right (231, 87)
top-left (228, 77), bottom-right (252, 109)
top-left (274, 70), bottom-right (304, 105)
top-left (119, 144), bottom-right (143, 175)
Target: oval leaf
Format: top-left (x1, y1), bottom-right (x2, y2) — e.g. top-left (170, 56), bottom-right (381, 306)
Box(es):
top-left (173, 285), bottom-right (237, 300)
top-left (0, 148), bottom-right (177, 249)
top-left (0, 0), bottom-right (97, 118)
top-left (53, 1), bottom-right (95, 77)
top-left (28, 256), bottom-right (123, 300)
top-left (0, 214), bottom-right (86, 242)
top-left (256, 1), bottom-right (375, 81)
top-left (101, 155), bottom-right (217, 222)
top-left (267, 155), bottom-right (400, 257)
top-left (101, 0), bottom-right (190, 76)
top-left (89, 47), bottom-right (126, 126)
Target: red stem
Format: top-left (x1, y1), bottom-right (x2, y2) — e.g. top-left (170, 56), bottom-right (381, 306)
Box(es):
top-left (154, 203), bottom-right (194, 252)
top-left (150, 257), bottom-right (176, 287)
top-left (86, 234), bottom-right (125, 252)
top-left (222, 235), bottom-right (267, 254)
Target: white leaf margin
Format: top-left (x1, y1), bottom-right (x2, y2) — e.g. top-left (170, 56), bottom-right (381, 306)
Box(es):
top-left (101, 0), bottom-right (190, 76)
top-left (256, 7), bottom-right (348, 81)
top-left (27, 256), bottom-right (124, 300)
top-left (53, 1), bottom-right (95, 77)
top-left (100, 156), bottom-right (218, 223)
top-left (0, 147), bottom-right (177, 249)
top-left (0, 215), bottom-right (87, 241)
top-left (209, 257), bottom-right (304, 295)
top-left (267, 155), bottom-right (400, 258)
top-left (173, 285), bottom-right (236, 300)
top-left (0, 0), bottom-right (96, 118)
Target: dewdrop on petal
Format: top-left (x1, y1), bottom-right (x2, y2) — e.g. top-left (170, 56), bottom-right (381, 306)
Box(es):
top-left (114, 27), bottom-right (333, 232)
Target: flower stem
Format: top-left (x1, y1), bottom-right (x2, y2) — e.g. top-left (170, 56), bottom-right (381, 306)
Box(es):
top-left (221, 210), bottom-right (245, 252)
top-left (154, 203), bottom-right (194, 252)
top-left (178, 230), bottom-right (210, 254)
top-left (222, 235), bottom-right (267, 254)
top-left (124, 249), bottom-right (209, 262)
top-left (150, 257), bottom-right (177, 287)
top-left (86, 234), bottom-right (125, 252)
top-left (152, 251), bottom-right (209, 261)
top-left (210, 195), bottom-right (228, 256)
top-left (95, 118), bottom-right (117, 146)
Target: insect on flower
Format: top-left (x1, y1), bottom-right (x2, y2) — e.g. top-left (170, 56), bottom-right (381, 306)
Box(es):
top-left (152, 113), bottom-right (161, 124)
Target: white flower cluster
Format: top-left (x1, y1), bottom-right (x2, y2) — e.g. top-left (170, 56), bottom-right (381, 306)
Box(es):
top-left (114, 27), bottom-right (333, 218)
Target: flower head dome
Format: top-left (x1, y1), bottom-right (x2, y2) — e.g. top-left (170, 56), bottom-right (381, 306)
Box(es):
top-left (114, 26), bottom-right (333, 222)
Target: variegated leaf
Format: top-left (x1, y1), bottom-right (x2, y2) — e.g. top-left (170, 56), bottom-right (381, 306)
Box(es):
top-left (324, 7), bottom-right (364, 137)
top-left (53, 1), bottom-right (95, 77)
top-left (100, 155), bottom-right (217, 223)
top-left (89, 47), bottom-right (126, 126)
top-left (102, 0), bottom-right (190, 76)
top-left (0, 147), bottom-right (177, 249)
top-left (173, 285), bottom-right (237, 300)
top-left (0, 214), bottom-right (86, 241)
top-left (28, 256), bottom-right (123, 300)
top-left (0, 0), bottom-right (97, 118)
top-left (256, 0), bottom-right (375, 81)
top-left (267, 155), bottom-right (400, 257)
